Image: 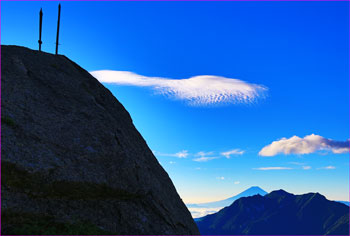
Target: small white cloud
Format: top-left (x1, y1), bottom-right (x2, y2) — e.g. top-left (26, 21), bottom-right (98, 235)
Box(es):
top-left (193, 151), bottom-right (218, 162)
top-left (155, 150), bottom-right (189, 158)
top-left (289, 162), bottom-right (305, 165)
top-left (221, 149), bottom-right (245, 158)
top-left (193, 156), bottom-right (219, 162)
top-left (174, 150), bottom-right (189, 158)
top-left (234, 181), bottom-right (240, 184)
top-left (195, 151), bottom-right (215, 157)
top-left (302, 166), bottom-right (311, 170)
top-left (216, 176), bottom-right (225, 180)
top-left (259, 134), bottom-right (349, 156)
top-left (90, 70), bottom-right (267, 106)
top-left (195, 167), bottom-right (201, 170)
top-left (169, 161), bottom-right (176, 164)
top-left (253, 167), bottom-right (293, 171)
top-left (318, 166), bottom-right (336, 170)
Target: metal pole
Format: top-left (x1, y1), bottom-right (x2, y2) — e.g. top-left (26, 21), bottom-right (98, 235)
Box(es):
top-left (55, 4), bottom-right (61, 55)
top-left (38, 8), bottom-right (43, 51)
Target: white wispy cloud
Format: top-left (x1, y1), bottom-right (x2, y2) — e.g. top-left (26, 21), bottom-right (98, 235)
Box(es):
top-left (234, 181), bottom-right (240, 184)
top-left (154, 150), bottom-right (189, 158)
top-left (173, 150), bottom-right (189, 158)
top-left (318, 166), bottom-right (336, 170)
top-left (193, 156), bottom-right (219, 162)
top-left (156, 149), bottom-right (245, 162)
top-left (221, 149), bottom-right (245, 158)
top-left (196, 151), bottom-right (214, 157)
top-left (216, 176), bottom-right (225, 180)
top-left (193, 151), bottom-right (218, 162)
top-left (289, 162), bottom-right (306, 166)
top-left (169, 161), bottom-right (176, 164)
top-left (90, 70), bottom-right (267, 106)
top-left (253, 167), bottom-right (293, 170)
top-left (290, 162), bottom-right (311, 170)
top-left (259, 134), bottom-right (349, 156)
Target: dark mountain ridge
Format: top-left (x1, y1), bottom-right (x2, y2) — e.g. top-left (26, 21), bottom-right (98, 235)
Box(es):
top-left (1, 45), bottom-right (199, 235)
top-left (197, 189), bottom-right (349, 235)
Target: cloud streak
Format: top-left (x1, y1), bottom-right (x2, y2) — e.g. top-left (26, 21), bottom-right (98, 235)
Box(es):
top-left (221, 149), bottom-right (245, 158)
top-left (302, 166), bottom-right (311, 170)
top-left (154, 150), bottom-right (189, 158)
top-left (196, 151), bottom-right (214, 157)
top-left (253, 167), bottom-right (293, 170)
top-left (259, 134), bottom-right (349, 156)
top-left (193, 151), bottom-right (219, 162)
top-left (90, 70), bottom-right (267, 106)
top-left (156, 149), bottom-right (245, 162)
top-left (318, 166), bottom-right (336, 170)
top-left (193, 156), bottom-right (219, 162)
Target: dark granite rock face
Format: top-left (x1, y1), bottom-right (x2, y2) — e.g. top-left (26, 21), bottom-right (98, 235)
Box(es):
top-left (1, 45), bottom-right (199, 235)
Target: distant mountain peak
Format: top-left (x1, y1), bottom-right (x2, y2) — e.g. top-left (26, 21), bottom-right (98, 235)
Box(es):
top-left (245, 186), bottom-right (264, 191)
top-left (248, 186), bottom-right (262, 189)
top-left (187, 186), bottom-right (268, 217)
top-left (269, 189), bottom-right (291, 195)
top-left (234, 186), bottom-right (268, 196)
top-left (309, 192), bottom-right (327, 201)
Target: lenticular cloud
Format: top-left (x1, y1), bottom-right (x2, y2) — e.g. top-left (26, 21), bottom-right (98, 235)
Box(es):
top-left (90, 70), bottom-right (267, 106)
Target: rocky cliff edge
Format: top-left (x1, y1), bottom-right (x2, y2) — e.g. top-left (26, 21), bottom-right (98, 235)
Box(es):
top-left (1, 45), bottom-right (199, 235)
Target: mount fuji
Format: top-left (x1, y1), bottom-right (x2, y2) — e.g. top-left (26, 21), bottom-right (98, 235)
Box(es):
top-left (186, 186), bottom-right (267, 218)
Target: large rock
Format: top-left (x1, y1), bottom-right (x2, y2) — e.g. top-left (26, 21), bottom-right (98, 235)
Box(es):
top-left (1, 45), bottom-right (199, 235)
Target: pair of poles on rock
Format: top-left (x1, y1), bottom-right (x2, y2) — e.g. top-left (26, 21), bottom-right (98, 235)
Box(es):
top-left (38, 4), bottom-right (61, 55)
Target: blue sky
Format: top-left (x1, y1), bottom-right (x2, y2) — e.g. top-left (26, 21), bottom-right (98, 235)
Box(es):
top-left (2, 1), bottom-right (349, 203)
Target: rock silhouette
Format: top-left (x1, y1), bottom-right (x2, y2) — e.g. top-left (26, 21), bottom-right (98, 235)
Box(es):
top-left (1, 45), bottom-right (199, 235)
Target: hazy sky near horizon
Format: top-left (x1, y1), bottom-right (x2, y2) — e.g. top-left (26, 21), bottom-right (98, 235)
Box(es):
top-left (2, 1), bottom-right (349, 202)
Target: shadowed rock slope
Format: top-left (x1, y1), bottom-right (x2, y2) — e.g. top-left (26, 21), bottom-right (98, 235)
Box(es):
top-left (1, 45), bottom-right (199, 235)
top-left (197, 189), bottom-right (349, 235)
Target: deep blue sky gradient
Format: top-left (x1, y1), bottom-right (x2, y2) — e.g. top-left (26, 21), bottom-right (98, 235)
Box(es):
top-left (1, 1), bottom-right (349, 202)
